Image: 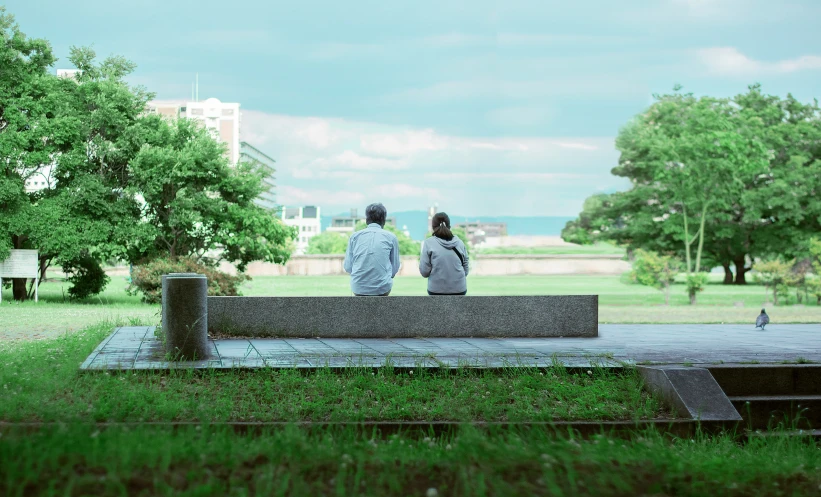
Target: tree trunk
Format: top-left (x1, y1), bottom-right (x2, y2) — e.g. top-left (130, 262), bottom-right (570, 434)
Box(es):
top-left (689, 292), bottom-right (697, 305)
top-left (722, 262), bottom-right (733, 285)
top-left (733, 256), bottom-right (749, 285)
top-left (12, 278), bottom-right (28, 301)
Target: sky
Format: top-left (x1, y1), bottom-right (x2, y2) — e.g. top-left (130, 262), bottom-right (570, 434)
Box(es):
top-left (7, 0), bottom-right (821, 216)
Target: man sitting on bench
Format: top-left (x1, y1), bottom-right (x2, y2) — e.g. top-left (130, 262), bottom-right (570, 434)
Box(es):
top-left (343, 203), bottom-right (401, 296)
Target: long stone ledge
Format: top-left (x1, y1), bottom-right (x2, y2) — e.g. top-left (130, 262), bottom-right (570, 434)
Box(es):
top-left (207, 295), bottom-right (598, 338)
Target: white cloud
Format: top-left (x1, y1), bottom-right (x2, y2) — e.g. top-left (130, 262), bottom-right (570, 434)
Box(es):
top-left (375, 183), bottom-right (441, 198)
top-left (311, 150), bottom-right (407, 171)
top-left (697, 47), bottom-right (821, 76)
top-left (386, 78), bottom-right (648, 104)
top-left (360, 130), bottom-right (448, 157)
top-left (239, 110), bottom-right (624, 215)
top-left (278, 185), bottom-right (366, 206)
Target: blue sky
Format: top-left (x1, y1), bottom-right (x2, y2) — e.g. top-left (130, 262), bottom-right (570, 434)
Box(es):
top-left (8, 0), bottom-right (821, 216)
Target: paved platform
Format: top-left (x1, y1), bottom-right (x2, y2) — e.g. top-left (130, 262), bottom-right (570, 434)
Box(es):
top-left (79, 324), bottom-right (821, 370)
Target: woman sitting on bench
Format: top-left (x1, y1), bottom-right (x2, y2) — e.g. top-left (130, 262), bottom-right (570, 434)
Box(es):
top-left (419, 212), bottom-right (470, 295)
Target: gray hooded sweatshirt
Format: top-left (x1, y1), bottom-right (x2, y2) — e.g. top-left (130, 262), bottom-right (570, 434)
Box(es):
top-left (419, 236), bottom-right (470, 294)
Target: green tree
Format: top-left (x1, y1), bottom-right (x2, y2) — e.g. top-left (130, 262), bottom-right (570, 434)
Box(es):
top-left (1, 11), bottom-right (144, 300)
top-left (753, 259), bottom-right (796, 306)
top-left (306, 231), bottom-right (349, 254)
top-left (561, 194), bottom-right (614, 246)
top-left (563, 85), bottom-right (821, 284)
top-left (630, 249), bottom-right (681, 305)
top-left (354, 222), bottom-right (420, 255)
top-left (126, 116), bottom-right (296, 270)
top-left (565, 84), bottom-right (821, 291)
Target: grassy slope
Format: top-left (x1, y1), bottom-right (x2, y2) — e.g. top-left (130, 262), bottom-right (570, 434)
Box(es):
top-left (2, 426), bottom-right (819, 497)
top-left (0, 323), bottom-right (663, 423)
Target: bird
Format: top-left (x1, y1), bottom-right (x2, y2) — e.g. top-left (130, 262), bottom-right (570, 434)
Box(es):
top-left (755, 309), bottom-right (769, 330)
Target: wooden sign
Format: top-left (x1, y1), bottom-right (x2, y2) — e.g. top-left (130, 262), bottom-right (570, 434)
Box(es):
top-left (0, 249), bottom-right (39, 303)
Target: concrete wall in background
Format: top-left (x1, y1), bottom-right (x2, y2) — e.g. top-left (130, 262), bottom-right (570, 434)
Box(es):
top-left (59, 255), bottom-right (629, 279)
top-left (217, 254), bottom-right (629, 277)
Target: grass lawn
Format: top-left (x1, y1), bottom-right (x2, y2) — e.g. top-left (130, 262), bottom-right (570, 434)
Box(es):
top-left (0, 323), bottom-right (664, 423)
top-left (2, 274), bottom-right (820, 339)
top-left (2, 425), bottom-right (819, 497)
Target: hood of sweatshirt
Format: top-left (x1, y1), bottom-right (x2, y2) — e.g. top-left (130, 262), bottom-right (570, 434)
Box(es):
top-left (432, 236), bottom-right (460, 249)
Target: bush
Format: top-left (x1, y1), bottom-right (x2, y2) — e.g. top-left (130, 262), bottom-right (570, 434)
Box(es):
top-left (127, 258), bottom-right (250, 304)
top-left (753, 259), bottom-right (796, 306)
top-left (62, 255), bottom-right (110, 300)
top-left (685, 273), bottom-right (709, 305)
top-left (630, 249), bottom-right (681, 305)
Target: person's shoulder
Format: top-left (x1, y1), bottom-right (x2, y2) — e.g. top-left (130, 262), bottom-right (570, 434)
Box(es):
top-left (383, 229), bottom-right (399, 240)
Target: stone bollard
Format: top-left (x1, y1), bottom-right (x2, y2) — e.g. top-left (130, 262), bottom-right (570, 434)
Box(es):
top-left (163, 273), bottom-right (209, 360)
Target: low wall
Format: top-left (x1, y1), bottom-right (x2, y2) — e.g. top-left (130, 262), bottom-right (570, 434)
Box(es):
top-left (207, 295), bottom-right (598, 338)
top-left (217, 254), bottom-right (629, 277)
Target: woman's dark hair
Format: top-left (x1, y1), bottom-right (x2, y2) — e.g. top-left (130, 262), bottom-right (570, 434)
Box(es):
top-left (432, 212), bottom-right (454, 241)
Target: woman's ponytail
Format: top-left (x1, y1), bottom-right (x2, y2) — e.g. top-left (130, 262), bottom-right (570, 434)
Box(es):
top-left (432, 212), bottom-right (454, 241)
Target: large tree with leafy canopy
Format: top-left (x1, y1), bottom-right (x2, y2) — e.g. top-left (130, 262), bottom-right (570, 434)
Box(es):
top-left (1, 8), bottom-right (295, 300)
top-left (1, 10), bottom-right (146, 300)
top-left (126, 116), bottom-right (296, 270)
top-left (563, 85), bottom-right (821, 287)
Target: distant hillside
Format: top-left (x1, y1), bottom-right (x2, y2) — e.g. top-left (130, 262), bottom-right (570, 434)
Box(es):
top-left (321, 210), bottom-right (575, 240)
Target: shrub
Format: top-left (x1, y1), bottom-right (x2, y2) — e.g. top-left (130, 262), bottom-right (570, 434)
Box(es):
top-left (630, 249), bottom-right (682, 305)
top-left (127, 258), bottom-right (250, 304)
top-left (685, 273), bottom-right (709, 305)
top-left (61, 255), bottom-right (110, 300)
top-left (753, 259), bottom-right (796, 306)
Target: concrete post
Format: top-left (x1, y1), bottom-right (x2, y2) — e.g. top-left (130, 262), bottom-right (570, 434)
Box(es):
top-left (164, 273), bottom-right (209, 360)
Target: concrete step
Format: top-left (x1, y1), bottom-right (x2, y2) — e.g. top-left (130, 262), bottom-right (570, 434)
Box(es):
top-left (730, 395), bottom-right (821, 430)
top-left (706, 365), bottom-right (821, 396)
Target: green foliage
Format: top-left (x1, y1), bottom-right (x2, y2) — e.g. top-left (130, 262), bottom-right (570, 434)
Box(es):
top-left (754, 259), bottom-right (798, 306)
top-left (127, 257), bottom-right (250, 304)
top-left (61, 254), bottom-right (110, 300)
top-left (809, 238), bottom-right (821, 274)
top-left (561, 194), bottom-right (613, 245)
top-left (629, 249), bottom-right (681, 305)
top-left (684, 273), bottom-right (709, 305)
top-left (306, 231), bottom-right (349, 254)
top-left (0, 12), bottom-right (149, 300)
top-left (566, 84), bottom-right (821, 285)
top-left (355, 222), bottom-right (420, 255)
top-left (127, 117), bottom-right (296, 270)
top-left (807, 277), bottom-right (821, 306)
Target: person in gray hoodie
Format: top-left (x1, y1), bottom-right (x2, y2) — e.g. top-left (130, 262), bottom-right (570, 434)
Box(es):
top-left (419, 212), bottom-right (470, 295)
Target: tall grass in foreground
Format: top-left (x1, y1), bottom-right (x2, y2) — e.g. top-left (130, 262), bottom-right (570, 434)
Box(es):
top-left (0, 322), bottom-right (664, 422)
top-left (1, 425), bottom-right (819, 497)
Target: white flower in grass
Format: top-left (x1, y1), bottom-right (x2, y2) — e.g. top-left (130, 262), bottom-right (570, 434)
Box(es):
top-left (445, 444), bottom-right (452, 450)
top-left (426, 488), bottom-right (439, 497)
top-left (587, 370), bottom-right (592, 375)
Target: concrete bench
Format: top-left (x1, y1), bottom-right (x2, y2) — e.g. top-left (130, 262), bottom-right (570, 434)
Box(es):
top-left (206, 295), bottom-right (598, 338)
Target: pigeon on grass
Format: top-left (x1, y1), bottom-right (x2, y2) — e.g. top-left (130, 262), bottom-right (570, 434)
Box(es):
top-left (755, 309), bottom-right (769, 330)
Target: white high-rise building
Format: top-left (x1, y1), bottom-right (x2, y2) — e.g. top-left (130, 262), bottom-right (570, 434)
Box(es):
top-left (281, 206), bottom-right (322, 254)
top-left (147, 98), bottom-right (240, 165)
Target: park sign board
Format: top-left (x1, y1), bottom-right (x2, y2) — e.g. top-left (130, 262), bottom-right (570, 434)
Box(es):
top-left (0, 249), bottom-right (39, 303)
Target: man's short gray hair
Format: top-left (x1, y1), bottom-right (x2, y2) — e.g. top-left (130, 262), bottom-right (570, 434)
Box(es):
top-left (365, 203), bottom-right (387, 227)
